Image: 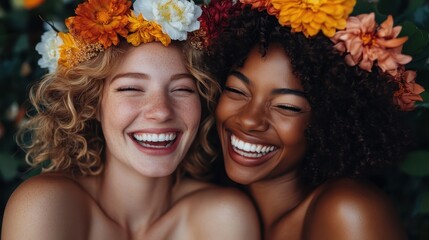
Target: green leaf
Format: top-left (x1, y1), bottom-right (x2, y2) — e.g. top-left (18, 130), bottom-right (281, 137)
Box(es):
top-left (415, 190), bottom-right (429, 214)
top-left (422, 90), bottom-right (429, 101)
top-left (400, 151), bottom-right (429, 176)
top-left (6, 9), bottom-right (29, 31)
top-left (400, 21), bottom-right (429, 56)
top-left (352, 1), bottom-right (378, 16)
top-left (0, 152), bottom-right (20, 181)
top-left (13, 34), bottom-right (29, 54)
top-left (396, 0), bottom-right (426, 20)
top-left (0, 6), bottom-right (5, 18)
top-left (377, 0), bottom-right (403, 16)
top-left (412, 2), bottom-right (429, 31)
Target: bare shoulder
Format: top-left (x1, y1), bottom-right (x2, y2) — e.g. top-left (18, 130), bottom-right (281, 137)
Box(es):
top-left (176, 179), bottom-right (261, 240)
top-left (303, 178), bottom-right (407, 240)
top-left (1, 173), bottom-right (91, 240)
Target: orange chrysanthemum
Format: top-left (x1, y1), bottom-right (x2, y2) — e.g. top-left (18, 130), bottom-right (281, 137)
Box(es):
top-left (331, 13), bottom-right (412, 75)
top-left (58, 32), bottom-right (103, 68)
top-left (271, 0), bottom-right (356, 37)
top-left (65, 0), bottom-right (132, 48)
top-left (24, 0), bottom-right (44, 9)
top-left (393, 69), bottom-right (425, 111)
top-left (240, 0), bottom-right (279, 16)
top-left (126, 11), bottom-right (171, 47)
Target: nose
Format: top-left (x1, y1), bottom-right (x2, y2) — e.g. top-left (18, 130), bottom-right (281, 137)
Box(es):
top-left (235, 100), bottom-right (269, 132)
top-left (144, 92), bottom-right (174, 122)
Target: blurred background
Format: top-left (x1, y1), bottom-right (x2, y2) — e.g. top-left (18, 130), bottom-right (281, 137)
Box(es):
top-left (0, 0), bottom-right (428, 239)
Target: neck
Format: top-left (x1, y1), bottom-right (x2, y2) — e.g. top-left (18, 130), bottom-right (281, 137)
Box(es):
top-left (248, 174), bottom-right (307, 230)
top-left (95, 159), bottom-right (176, 234)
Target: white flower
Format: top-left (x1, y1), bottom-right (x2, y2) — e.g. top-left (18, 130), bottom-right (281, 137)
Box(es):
top-left (133, 0), bottom-right (202, 41)
top-left (35, 29), bottom-right (63, 73)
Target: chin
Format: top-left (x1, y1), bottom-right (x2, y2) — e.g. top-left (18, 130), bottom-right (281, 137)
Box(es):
top-left (134, 164), bottom-right (178, 178)
top-left (225, 166), bottom-right (258, 185)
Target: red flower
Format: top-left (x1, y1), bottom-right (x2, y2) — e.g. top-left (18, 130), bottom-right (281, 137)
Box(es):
top-left (190, 0), bottom-right (242, 49)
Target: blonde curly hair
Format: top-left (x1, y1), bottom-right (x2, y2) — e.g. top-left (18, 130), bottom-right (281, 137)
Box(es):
top-left (18, 41), bottom-right (220, 180)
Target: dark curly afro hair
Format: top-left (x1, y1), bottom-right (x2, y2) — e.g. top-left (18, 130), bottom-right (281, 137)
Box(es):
top-left (199, 6), bottom-right (409, 187)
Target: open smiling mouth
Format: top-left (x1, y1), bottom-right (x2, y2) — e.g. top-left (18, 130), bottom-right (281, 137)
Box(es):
top-left (230, 134), bottom-right (277, 158)
top-left (133, 132), bottom-right (177, 149)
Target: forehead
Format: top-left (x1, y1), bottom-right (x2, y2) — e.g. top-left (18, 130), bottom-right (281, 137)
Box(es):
top-left (238, 44), bottom-right (303, 90)
top-left (114, 42), bottom-right (186, 73)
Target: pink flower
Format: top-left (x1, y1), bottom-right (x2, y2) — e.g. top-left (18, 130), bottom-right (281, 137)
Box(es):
top-left (331, 13), bottom-right (411, 75)
top-left (393, 70), bottom-right (425, 111)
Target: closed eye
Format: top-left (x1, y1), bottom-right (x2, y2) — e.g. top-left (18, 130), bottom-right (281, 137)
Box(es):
top-left (173, 88), bottom-right (195, 93)
top-left (116, 86), bottom-right (142, 92)
top-left (224, 86), bottom-right (246, 96)
top-left (276, 104), bottom-right (303, 113)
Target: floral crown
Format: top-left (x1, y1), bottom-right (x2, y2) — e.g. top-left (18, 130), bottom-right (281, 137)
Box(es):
top-left (192, 0), bottom-right (425, 111)
top-left (36, 0), bottom-right (202, 73)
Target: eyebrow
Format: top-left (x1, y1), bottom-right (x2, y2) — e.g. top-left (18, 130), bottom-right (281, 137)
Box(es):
top-left (229, 70), bottom-right (307, 98)
top-left (110, 72), bottom-right (195, 83)
top-left (111, 72), bottom-right (149, 83)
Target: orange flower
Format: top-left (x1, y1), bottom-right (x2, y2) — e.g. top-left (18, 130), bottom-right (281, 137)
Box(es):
top-left (393, 70), bottom-right (425, 111)
top-left (126, 12), bottom-right (171, 47)
top-left (240, 0), bottom-right (279, 16)
top-left (331, 13), bottom-right (411, 75)
top-left (271, 0), bottom-right (356, 37)
top-left (24, 0), bottom-right (44, 9)
top-left (65, 0), bottom-right (132, 48)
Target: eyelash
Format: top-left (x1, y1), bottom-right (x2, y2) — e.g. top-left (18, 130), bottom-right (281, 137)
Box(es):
top-left (174, 88), bottom-right (195, 93)
top-left (225, 86), bottom-right (304, 113)
top-left (276, 104), bottom-right (303, 113)
top-left (117, 86), bottom-right (141, 92)
top-left (116, 87), bottom-right (195, 93)
top-left (224, 86), bottom-right (245, 95)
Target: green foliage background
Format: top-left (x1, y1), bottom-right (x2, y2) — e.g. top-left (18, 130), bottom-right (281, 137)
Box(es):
top-left (0, 0), bottom-right (428, 239)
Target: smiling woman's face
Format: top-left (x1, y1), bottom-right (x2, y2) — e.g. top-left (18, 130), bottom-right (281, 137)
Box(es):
top-left (215, 44), bottom-right (312, 185)
top-left (99, 42), bottom-right (201, 178)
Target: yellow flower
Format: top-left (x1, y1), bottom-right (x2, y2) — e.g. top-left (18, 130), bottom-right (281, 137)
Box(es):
top-left (271, 0), bottom-right (356, 37)
top-left (58, 32), bottom-right (104, 68)
top-left (65, 0), bottom-right (132, 48)
top-left (126, 11), bottom-right (171, 47)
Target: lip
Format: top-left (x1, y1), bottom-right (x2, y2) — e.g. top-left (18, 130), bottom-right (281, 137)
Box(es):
top-left (225, 131), bottom-right (277, 167)
top-left (129, 128), bottom-right (181, 156)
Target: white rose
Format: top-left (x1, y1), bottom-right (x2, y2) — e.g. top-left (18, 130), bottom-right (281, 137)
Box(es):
top-left (133, 0), bottom-right (202, 41)
top-left (35, 29), bottom-right (63, 73)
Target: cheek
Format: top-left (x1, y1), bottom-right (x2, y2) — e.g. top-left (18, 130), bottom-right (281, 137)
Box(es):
top-left (178, 97), bottom-right (201, 128)
top-left (215, 95), bottom-right (236, 123)
top-left (100, 96), bottom-right (140, 129)
top-left (276, 118), bottom-right (309, 147)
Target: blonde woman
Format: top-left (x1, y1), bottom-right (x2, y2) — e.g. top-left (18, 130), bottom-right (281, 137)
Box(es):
top-left (1, 1), bottom-right (260, 239)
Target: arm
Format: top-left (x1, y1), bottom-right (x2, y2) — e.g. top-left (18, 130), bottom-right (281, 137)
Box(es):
top-left (303, 179), bottom-right (407, 240)
top-left (190, 187), bottom-right (261, 240)
top-left (1, 175), bottom-right (90, 240)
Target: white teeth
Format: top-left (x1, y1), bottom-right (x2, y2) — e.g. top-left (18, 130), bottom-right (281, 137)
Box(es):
top-left (133, 132), bottom-right (177, 142)
top-left (140, 142), bottom-right (174, 149)
top-left (230, 134), bottom-right (276, 156)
